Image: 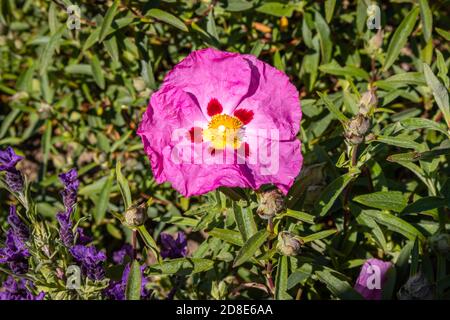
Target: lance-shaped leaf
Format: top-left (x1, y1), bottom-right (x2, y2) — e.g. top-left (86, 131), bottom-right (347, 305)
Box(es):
top-left (233, 230), bottom-right (269, 267)
top-left (423, 63), bottom-right (450, 128)
top-left (125, 260), bottom-right (142, 300)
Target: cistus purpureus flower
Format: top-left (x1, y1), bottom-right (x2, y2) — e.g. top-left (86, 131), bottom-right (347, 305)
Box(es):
top-left (7, 205), bottom-right (29, 242)
top-left (59, 168), bottom-right (79, 209)
top-left (160, 232), bottom-right (187, 259)
top-left (0, 276), bottom-right (45, 300)
top-left (0, 229), bottom-right (30, 274)
top-left (0, 146), bottom-right (24, 192)
top-left (354, 258), bottom-right (392, 300)
top-left (69, 245), bottom-right (106, 281)
top-left (137, 48), bottom-right (302, 197)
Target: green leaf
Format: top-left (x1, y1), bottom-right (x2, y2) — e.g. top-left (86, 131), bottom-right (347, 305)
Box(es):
top-left (39, 25), bottom-right (65, 75)
top-left (94, 171), bottom-right (114, 223)
top-left (375, 135), bottom-right (422, 150)
top-left (233, 230), bottom-right (269, 267)
top-left (275, 255), bottom-right (292, 300)
top-left (315, 10), bottom-right (332, 64)
top-left (383, 7), bottom-right (419, 71)
top-left (90, 55), bottom-right (105, 89)
top-left (232, 201), bottom-right (257, 241)
top-left (315, 173), bottom-right (355, 217)
top-left (423, 63), bottom-right (450, 128)
top-left (301, 230), bottom-right (337, 243)
top-left (375, 72), bottom-right (426, 89)
top-left (324, 0), bottom-right (336, 23)
top-left (315, 267), bottom-right (363, 300)
top-left (99, 0), bottom-right (120, 42)
top-left (116, 161), bottom-right (132, 209)
top-left (418, 0), bottom-right (433, 42)
top-left (362, 210), bottom-right (425, 241)
top-left (317, 92), bottom-right (349, 124)
top-left (255, 2), bottom-right (296, 17)
top-left (148, 258), bottom-right (214, 275)
top-left (208, 228), bottom-right (244, 246)
top-left (401, 196), bottom-right (446, 215)
top-left (137, 226), bottom-right (160, 261)
top-left (147, 9), bottom-right (188, 32)
top-left (125, 260), bottom-right (142, 300)
top-left (353, 191), bottom-right (407, 212)
top-left (285, 209), bottom-right (315, 224)
top-left (319, 62), bottom-right (370, 80)
top-left (436, 27), bottom-right (450, 41)
top-left (399, 118), bottom-right (450, 137)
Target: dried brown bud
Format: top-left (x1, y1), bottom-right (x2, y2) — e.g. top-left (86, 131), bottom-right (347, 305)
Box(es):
top-left (359, 90), bottom-right (378, 116)
top-left (397, 272), bottom-right (434, 300)
top-left (429, 233), bottom-right (450, 254)
top-left (345, 114), bottom-right (371, 145)
top-left (276, 231), bottom-right (303, 256)
top-left (256, 189), bottom-right (286, 219)
top-left (124, 202), bottom-right (147, 228)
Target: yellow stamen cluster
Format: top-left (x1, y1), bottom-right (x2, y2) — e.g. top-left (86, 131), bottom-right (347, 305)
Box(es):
top-left (203, 114), bottom-right (243, 150)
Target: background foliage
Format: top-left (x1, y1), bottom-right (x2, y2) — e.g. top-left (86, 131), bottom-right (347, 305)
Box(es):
top-left (0, 0), bottom-right (449, 299)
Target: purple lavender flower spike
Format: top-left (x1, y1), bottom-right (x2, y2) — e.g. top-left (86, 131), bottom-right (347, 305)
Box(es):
top-left (160, 232), bottom-right (187, 259)
top-left (69, 245), bottom-right (106, 281)
top-left (112, 244), bottom-right (133, 265)
top-left (0, 147), bottom-right (24, 192)
top-left (105, 263), bottom-right (150, 300)
top-left (0, 276), bottom-right (45, 300)
top-left (354, 258), bottom-right (392, 300)
top-left (0, 229), bottom-right (30, 274)
top-left (56, 210), bottom-right (74, 247)
top-left (7, 205), bottom-right (29, 242)
top-left (59, 168), bottom-right (79, 209)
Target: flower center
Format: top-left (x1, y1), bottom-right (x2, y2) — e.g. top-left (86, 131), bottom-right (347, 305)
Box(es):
top-left (203, 114), bottom-right (243, 150)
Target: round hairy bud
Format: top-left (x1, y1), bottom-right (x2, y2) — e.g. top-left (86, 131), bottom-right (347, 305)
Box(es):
top-left (276, 231), bottom-right (303, 256)
top-left (345, 114), bottom-right (371, 145)
top-left (397, 272), bottom-right (434, 300)
top-left (256, 189), bottom-right (286, 219)
top-left (124, 202), bottom-right (147, 228)
top-left (429, 233), bottom-right (450, 254)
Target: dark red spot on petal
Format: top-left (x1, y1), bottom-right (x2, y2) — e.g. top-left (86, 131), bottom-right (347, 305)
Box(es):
top-left (233, 109), bottom-right (254, 125)
top-left (209, 147), bottom-right (216, 156)
top-left (207, 98), bottom-right (223, 117)
top-left (188, 127), bottom-right (203, 143)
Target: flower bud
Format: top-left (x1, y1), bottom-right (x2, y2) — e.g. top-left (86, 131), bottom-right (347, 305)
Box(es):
top-left (429, 233), bottom-right (450, 254)
top-left (397, 272), bottom-right (434, 300)
top-left (359, 90), bottom-right (378, 116)
top-left (345, 114), bottom-right (371, 145)
top-left (256, 189), bottom-right (286, 219)
top-left (124, 202), bottom-right (147, 228)
top-left (276, 231), bottom-right (303, 256)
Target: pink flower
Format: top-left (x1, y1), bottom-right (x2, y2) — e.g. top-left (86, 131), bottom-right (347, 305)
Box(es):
top-left (354, 258), bottom-right (392, 300)
top-left (137, 48), bottom-right (302, 197)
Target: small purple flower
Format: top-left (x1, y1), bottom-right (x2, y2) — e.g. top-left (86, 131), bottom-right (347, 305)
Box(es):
top-left (76, 227), bottom-right (92, 245)
top-left (354, 258), bottom-right (392, 300)
top-left (0, 146), bottom-right (24, 192)
top-left (0, 276), bottom-right (45, 300)
top-left (56, 209), bottom-right (74, 247)
top-left (112, 244), bottom-right (133, 265)
top-left (160, 232), bottom-right (187, 259)
top-left (7, 205), bottom-right (29, 242)
top-left (0, 229), bottom-right (30, 274)
top-left (59, 168), bottom-right (79, 209)
top-left (105, 263), bottom-right (150, 300)
top-left (69, 245), bottom-right (106, 281)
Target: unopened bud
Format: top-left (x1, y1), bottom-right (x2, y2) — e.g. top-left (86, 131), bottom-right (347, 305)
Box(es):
top-left (367, 30), bottom-right (383, 56)
top-left (359, 90), bottom-right (378, 116)
top-left (276, 231), bottom-right (303, 256)
top-left (397, 272), bottom-right (434, 300)
top-left (345, 114), bottom-right (371, 145)
top-left (124, 202), bottom-right (147, 228)
top-left (256, 189), bottom-right (286, 219)
top-left (429, 233), bottom-right (450, 254)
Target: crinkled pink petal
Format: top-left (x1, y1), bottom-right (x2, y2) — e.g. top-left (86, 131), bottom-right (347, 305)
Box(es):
top-left (137, 48), bottom-right (303, 197)
top-left (354, 258), bottom-right (392, 300)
